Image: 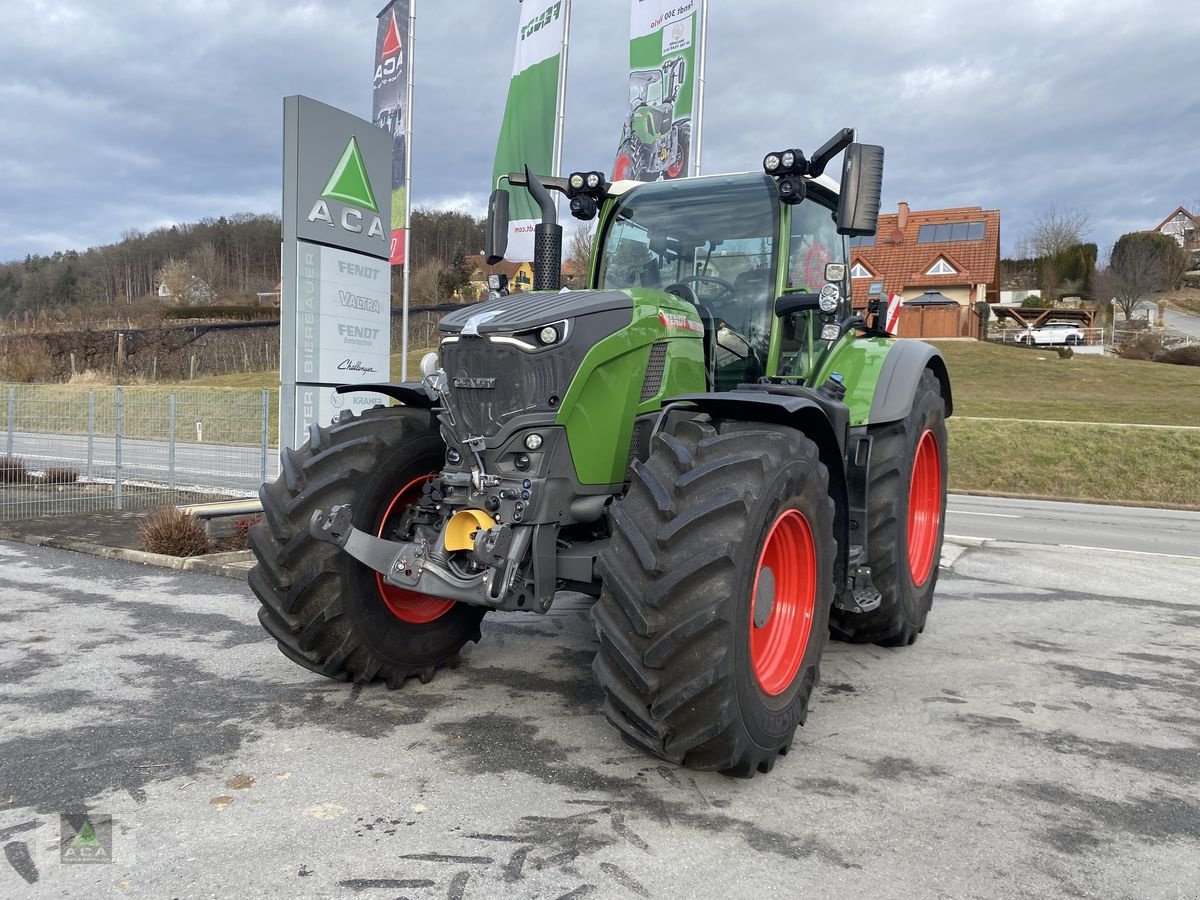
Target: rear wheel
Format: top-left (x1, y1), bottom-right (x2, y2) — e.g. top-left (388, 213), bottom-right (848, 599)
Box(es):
top-left (593, 417), bottom-right (835, 776)
top-left (830, 369), bottom-right (947, 646)
top-left (249, 407), bottom-right (485, 687)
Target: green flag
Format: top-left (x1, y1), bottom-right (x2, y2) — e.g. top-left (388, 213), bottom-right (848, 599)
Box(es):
top-left (491, 1), bottom-right (569, 262)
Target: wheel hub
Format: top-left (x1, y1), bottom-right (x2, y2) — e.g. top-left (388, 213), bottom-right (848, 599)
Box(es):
top-left (753, 567), bottom-right (776, 628)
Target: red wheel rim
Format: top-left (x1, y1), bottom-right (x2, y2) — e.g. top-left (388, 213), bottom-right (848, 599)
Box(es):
top-left (613, 154), bottom-right (633, 181)
top-left (907, 429), bottom-right (942, 587)
top-left (749, 509), bottom-right (817, 696)
top-left (375, 473), bottom-right (454, 624)
top-left (666, 157), bottom-right (684, 178)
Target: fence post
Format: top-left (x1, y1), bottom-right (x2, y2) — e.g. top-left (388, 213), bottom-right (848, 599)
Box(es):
top-left (260, 390), bottom-right (270, 485)
top-left (5, 387), bottom-right (13, 459)
top-left (114, 386), bottom-right (123, 511)
top-left (86, 391), bottom-right (95, 480)
top-left (168, 394), bottom-right (177, 492)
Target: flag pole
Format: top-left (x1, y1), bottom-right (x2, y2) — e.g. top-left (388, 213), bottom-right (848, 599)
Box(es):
top-left (401, 0), bottom-right (416, 379)
top-left (692, 0), bottom-right (708, 176)
top-left (552, 0), bottom-right (572, 219)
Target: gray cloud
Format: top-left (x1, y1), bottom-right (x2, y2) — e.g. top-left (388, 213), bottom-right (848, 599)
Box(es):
top-left (0, 0), bottom-right (1196, 263)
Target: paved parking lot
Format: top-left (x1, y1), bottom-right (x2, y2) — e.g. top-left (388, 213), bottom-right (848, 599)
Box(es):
top-left (1, 537), bottom-right (1198, 898)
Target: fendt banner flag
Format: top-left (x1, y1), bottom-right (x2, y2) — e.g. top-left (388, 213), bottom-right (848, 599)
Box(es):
top-left (373, 0), bottom-right (411, 265)
top-left (614, 0), bottom-right (706, 182)
top-left (491, 1), bottom-right (570, 262)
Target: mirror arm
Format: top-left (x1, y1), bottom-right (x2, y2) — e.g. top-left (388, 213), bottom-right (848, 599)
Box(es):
top-left (808, 128), bottom-right (856, 177)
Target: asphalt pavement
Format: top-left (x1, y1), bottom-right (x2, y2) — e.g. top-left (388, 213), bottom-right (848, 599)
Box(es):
top-left (948, 494), bottom-right (1200, 558)
top-left (2, 533), bottom-right (1199, 898)
top-left (6, 431), bottom-right (278, 496)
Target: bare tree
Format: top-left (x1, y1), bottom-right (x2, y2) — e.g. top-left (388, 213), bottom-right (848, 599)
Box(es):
top-left (565, 223), bottom-right (595, 286)
top-left (1023, 204), bottom-right (1092, 259)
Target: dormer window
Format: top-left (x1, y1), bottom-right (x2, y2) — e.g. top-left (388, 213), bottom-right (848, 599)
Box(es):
top-left (925, 258), bottom-right (957, 276)
top-left (850, 262), bottom-right (872, 279)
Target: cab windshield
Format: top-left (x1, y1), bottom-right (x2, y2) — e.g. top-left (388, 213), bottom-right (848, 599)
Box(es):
top-left (597, 174), bottom-right (780, 363)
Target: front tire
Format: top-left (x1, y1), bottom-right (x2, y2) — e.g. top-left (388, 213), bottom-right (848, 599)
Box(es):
top-left (249, 407), bottom-right (486, 687)
top-left (593, 417), bottom-right (835, 776)
top-left (830, 369), bottom-right (948, 646)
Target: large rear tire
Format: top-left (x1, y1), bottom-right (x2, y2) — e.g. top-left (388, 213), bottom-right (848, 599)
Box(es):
top-left (593, 417), bottom-right (835, 776)
top-left (830, 369), bottom-right (947, 647)
top-left (249, 407), bottom-right (485, 687)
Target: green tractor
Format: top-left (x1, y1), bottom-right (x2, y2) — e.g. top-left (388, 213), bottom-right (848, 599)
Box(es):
top-left (250, 128), bottom-right (951, 777)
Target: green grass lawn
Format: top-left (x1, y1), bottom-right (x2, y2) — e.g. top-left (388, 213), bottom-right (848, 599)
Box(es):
top-left (934, 340), bottom-right (1200, 426)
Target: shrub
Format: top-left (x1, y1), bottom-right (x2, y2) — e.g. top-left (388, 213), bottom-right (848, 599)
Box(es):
top-left (229, 514), bottom-right (263, 551)
top-left (0, 338), bottom-right (45, 383)
top-left (1156, 345), bottom-right (1200, 367)
top-left (0, 456), bottom-right (31, 483)
top-left (139, 507), bottom-right (212, 557)
top-left (1055, 345), bottom-right (1074, 359)
top-left (42, 467), bottom-right (80, 484)
top-left (1116, 334), bottom-right (1161, 360)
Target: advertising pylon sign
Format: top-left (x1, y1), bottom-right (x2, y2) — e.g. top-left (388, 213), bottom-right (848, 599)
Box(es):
top-left (373, 1), bottom-right (412, 266)
top-left (280, 96), bottom-right (392, 450)
top-left (613, 0), bottom-right (707, 183)
top-left (491, 1), bottom-right (571, 263)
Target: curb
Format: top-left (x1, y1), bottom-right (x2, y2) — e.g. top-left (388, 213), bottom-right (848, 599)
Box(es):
top-left (0, 531), bottom-right (253, 581)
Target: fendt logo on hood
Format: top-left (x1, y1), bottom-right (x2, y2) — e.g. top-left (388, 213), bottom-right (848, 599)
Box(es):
top-left (307, 136), bottom-right (386, 241)
top-left (375, 9), bottom-right (404, 81)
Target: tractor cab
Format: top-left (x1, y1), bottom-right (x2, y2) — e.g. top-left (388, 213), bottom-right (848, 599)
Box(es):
top-left (592, 171), bottom-right (852, 391)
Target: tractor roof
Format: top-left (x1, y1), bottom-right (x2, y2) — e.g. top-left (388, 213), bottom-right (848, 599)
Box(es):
top-left (608, 171), bottom-right (839, 198)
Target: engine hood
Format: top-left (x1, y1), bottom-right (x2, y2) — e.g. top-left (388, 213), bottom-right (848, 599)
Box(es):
top-left (438, 290), bottom-right (633, 336)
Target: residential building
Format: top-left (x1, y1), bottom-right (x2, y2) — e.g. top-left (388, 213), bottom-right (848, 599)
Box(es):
top-left (848, 202), bottom-right (1001, 311)
top-left (1151, 207), bottom-right (1200, 255)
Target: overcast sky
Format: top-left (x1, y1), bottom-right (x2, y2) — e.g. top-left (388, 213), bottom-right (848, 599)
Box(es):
top-left (1, 0), bottom-right (1196, 264)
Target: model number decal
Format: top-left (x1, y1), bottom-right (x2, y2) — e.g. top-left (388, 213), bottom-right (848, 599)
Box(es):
top-left (658, 311), bottom-right (703, 333)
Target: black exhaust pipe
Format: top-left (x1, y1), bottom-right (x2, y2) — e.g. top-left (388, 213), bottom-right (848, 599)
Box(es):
top-left (524, 165), bottom-right (562, 291)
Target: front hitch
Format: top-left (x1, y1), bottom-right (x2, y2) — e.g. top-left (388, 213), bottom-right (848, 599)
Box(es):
top-left (308, 505), bottom-right (536, 611)
top-left (310, 505), bottom-right (432, 587)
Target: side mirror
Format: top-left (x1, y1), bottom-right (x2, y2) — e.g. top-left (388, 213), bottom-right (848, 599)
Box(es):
top-left (775, 293), bottom-right (820, 317)
top-left (485, 189), bottom-right (510, 265)
top-left (837, 143), bottom-right (884, 237)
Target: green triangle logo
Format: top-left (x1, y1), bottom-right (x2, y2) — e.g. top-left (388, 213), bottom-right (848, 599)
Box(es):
top-left (71, 821), bottom-right (101, 848)
top-left (321, 137), bottom-right (379, 212)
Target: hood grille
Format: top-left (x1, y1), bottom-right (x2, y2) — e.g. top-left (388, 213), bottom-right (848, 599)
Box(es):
top-left (441, 339), bottom-right (572, 437)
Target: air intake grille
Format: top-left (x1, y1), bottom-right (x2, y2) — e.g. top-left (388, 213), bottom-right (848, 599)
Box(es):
top-left (441, 340), bottom-right (572, 437)
top-left (640, 342), bottom-right (668, 402)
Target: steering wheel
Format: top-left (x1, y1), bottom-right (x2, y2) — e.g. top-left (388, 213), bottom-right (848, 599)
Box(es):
top-left (668, 274), bottom-right (737, 305)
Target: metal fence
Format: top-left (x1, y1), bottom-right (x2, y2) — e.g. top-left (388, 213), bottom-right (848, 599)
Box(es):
top-left (0, 384), bottom-right (278, 520)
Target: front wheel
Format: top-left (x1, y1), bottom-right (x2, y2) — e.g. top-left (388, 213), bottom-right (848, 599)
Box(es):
top-left (830, 369), bottom-right (948, 646)
top-left (593, 417), bottom-right (835, 776)
top-left (249, 407), bottom-right (486, 687)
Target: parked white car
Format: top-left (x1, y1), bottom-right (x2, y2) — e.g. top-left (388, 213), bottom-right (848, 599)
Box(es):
top-left (1018, 322), bottom-right (1086, 345)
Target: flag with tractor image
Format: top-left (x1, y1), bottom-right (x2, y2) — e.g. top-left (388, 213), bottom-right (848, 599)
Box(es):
top-left (614, 0), bottom-right (707, 182)
top-left (373, 0), bottom-right (411, 265)
top-left (490, 1), bottom-right (570, 263)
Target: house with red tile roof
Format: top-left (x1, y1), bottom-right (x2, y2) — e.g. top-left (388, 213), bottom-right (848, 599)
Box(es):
top-left (849, 202), bottom-right (1001, 318)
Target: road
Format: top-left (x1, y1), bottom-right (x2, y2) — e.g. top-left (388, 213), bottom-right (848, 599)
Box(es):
top-left (948, 494), bottom-right (1200, 558)
top-left (2, 536), bottom-right (1198, 897)
top-left (4, 431), bottom-right (278, 496)
top-left (1163, 306), bottom-right (1200, 337)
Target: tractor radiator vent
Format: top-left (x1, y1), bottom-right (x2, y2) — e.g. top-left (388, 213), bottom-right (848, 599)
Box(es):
top-left (640, 342), bottom-right (668, 402)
